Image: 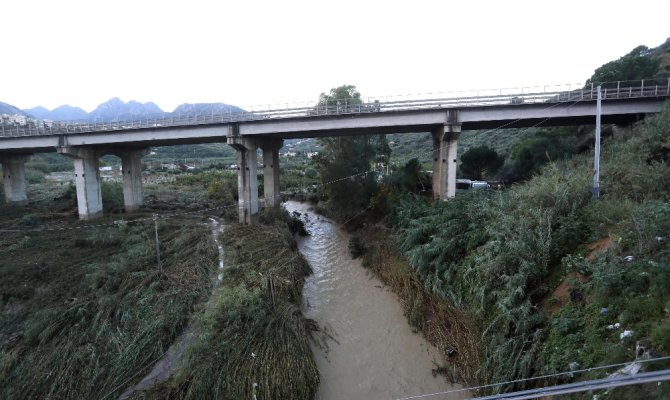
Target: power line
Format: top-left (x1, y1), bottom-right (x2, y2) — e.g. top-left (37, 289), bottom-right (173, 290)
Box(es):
top-left (470, 369), bottom-right (670, 400)
top-left (394, 355), bottom-right (670, 400)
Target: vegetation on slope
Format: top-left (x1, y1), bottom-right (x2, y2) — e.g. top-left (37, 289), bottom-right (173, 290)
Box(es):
top-left (388, 104), bottom-right (670, 396)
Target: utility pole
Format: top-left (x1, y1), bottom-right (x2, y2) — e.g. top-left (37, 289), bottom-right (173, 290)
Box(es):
top-left (593, 85), bottom-right (602, 199)
top-left (153, 214), bottom-right (162, 272)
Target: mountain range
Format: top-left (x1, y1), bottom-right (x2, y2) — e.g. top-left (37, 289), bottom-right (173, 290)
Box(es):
top-left (0, 101), bottom-right (29, 117)
top-left (3, 98), bottom-right (245, 122)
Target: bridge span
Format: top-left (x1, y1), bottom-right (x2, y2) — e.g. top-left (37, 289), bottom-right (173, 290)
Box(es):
top-left (1, 80), bottom-right (668, 222)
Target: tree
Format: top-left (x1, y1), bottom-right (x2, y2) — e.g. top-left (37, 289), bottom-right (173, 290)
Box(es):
top-left (313, 85), bottom-right (390, 218)
top-left (587, 45), bottom-right (661, 84)
top-left (318, 85), bottom-right (362, 106)
top-left (459, 145), bottom-right (504, 180)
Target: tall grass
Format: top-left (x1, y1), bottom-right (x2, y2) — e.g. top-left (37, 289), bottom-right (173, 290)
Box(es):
top-left (392, 105), bottom-right (670, 395)
top-left (138, 213), bottom-right (319, 400)
top-left (0, 221), bottom-right (217, 399)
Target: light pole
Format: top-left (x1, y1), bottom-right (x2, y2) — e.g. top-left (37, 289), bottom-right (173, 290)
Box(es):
top-left (593, 85), bottom-right (602, 199)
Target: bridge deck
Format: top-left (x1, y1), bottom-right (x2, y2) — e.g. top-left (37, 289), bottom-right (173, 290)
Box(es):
top-left (1, 80), bottom-right (668, 153)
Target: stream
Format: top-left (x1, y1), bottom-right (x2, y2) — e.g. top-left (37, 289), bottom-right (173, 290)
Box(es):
top-left (284, 201), bottom-right (467, 400)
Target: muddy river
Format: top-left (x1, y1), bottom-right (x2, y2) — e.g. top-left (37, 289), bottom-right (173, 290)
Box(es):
top-left (284, 201), bottom-right (467, 400)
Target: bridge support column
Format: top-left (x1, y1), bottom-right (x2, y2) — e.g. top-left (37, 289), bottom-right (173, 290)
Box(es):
top-left (1, 155), bottom-right (30, 205)
top-left (116, 148), bottom-right (149, 213)
top-left (431, 123), bottom-right (461, 200)
top-left (260, 139), bottom-right (283, 208)
top-left (227, 137), bottom-right (258, 224)
top-left (58, 147), bottom-right (104, 220)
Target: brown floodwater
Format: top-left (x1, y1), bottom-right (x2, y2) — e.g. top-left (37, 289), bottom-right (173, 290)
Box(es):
top-left (284, 201), bottom-right (468, 400)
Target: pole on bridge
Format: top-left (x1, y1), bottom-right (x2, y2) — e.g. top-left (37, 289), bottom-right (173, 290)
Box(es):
top-left (593, 85), bottom-right (602, 199)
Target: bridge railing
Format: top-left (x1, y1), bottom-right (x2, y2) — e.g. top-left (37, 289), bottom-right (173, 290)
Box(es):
top-left (1, 79), bottom-right (668, 138)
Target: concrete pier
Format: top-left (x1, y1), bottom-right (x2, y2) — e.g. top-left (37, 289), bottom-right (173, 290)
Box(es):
top-left (431, 122), bottom-right (461, 200)
top-left (117, 148), bottom-right (149, 212)
top-left (58, 147), bottom-right (104, 220)
top-left (1, 155), bottom-right (30, 204)
top-left (228, 137), bottom-right (259, 224)
top-left (261, 139), bottom-right (283, 208)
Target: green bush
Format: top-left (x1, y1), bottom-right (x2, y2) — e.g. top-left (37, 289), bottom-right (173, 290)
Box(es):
top-left (651, 320), bottom-right (670, 353)
top-left (391, 105), bottom-right (670, 394)
top-left (17, 214), bottom-right (41, 227)
top-left (24, 168), bottom-right (46, 184)
top-left (101, 181), bottom-right (124, 213)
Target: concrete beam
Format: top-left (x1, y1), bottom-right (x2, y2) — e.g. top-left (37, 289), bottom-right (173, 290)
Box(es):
top-left (114, 148), bottom-right (149, 213)
top-left (1, 155), bottom-right (30, 204)
top-left (431, 124), bottom-right (460, 200)
top-left (227, 137), bottom-right (259, 224)
top-left (260, 139), bottom-right (283, 208)
top-left (58, 147), bottom-right (104, 220)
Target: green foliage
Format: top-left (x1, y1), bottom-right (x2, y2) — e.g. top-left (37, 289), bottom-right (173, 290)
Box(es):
top-left (144, 220), bottom-right (318, 400)
top-left (348, 235), bottom-right (367, 258)
top-left (318, 84), bottom-right (362, 105)
top-left (369, 158), bottom-right (430, 218)
top-left (24, 168), bottom-right (46, 184)
top-left (17, 214), bottom-right (41, 227)
top-left (459, 145), bottom-right (504, 180)
top-left (507, 128), bottom-right (583, 181)
top-left (101, 181), bottom-right (124, 213)
top-left (311, 85), bottom-right (392, 220)
top-left (651, 321), bottom-right (670, 353)
top-left (392, 105), bottom-right (670, 394)
top-left (26, 153), bottom-right (73, 173)
top-left (588, 45), bottom-right (662, 83)
top-left (0, 222), bottom-right (217, 399)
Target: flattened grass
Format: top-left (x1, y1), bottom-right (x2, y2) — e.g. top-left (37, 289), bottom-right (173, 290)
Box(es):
top-left (0, 218), bottom-right (217, 399)
top-left (138, 215), bottom-right (319, 400)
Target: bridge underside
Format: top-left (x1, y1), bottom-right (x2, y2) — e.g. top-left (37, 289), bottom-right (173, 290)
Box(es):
top-left (249, 113), bottom-right (647, 139)
top-left (0, 96), bottom-right (666, 222)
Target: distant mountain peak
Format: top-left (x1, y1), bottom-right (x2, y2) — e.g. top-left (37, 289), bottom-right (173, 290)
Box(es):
top-left (172, 102), bottom-right (245, 115)
top-left (1, 101), bottom-right (29, 117)
top-left (89, 98), bottom-right (165, 121)
top-left (5, 98), bottom-right (245, 122)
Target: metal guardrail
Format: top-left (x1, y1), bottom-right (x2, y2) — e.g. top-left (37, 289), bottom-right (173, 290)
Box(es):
top-left (1, 79), bottom-right (669, 138)
top-left (471, 368), bottom-right (670, 400)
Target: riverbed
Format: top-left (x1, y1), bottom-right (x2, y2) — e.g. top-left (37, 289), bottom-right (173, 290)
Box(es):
top-left (284, 201), bottom-right (467, 400)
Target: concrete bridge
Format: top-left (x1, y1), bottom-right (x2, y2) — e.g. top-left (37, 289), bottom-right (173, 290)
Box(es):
top-left (1, 80), bottom-right (668, 223)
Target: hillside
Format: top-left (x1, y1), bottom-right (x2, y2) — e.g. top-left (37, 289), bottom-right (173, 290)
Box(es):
top-left (24, 105), bottom-right (88, 121)
top-left (172, 102), bottom-right (245, 116)
top-left (14, 99), bottom-right (245, 122)
top-left (385, 104), bottom-right (670, 397)
top-left (0, 101), bottom-right (27, 117)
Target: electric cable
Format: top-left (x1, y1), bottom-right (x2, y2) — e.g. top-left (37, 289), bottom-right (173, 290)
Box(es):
top-left (394, 355), bottom-right (670, 400)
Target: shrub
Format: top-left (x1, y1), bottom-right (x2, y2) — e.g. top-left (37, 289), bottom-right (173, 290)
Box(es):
top-left (348, 235), bottom-right (366, 258)
top-left (25, 168), bottom-right (46, 184)
top-left (101, 181), bottom-right (124, 213)
top-left (651, 320), bottom-right (670, 353)
top-left (17, 214), bottom-right (41, 227)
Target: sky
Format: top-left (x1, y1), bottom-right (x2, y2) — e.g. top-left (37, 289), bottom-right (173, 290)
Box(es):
top-left (2, 0), bottom-right (669, 113)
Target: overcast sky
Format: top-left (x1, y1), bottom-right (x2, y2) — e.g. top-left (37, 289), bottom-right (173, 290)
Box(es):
top-left (3, 0), bottom-right (669, 113)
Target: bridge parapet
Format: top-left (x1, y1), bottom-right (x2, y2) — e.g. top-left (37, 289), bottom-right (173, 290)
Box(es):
top-left (1, 80), bottom-right (668, 139)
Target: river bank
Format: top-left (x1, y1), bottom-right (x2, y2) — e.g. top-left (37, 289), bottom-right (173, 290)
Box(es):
top-left (134, 210), bottom-right (319, 399)
top-left (285, 201), bottom-right (468, 400)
